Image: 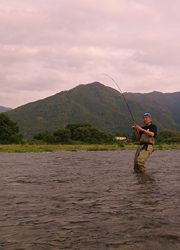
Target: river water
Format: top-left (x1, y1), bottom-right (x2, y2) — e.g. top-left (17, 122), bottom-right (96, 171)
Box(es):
top-left (0, 150), bottom-right (180, 250)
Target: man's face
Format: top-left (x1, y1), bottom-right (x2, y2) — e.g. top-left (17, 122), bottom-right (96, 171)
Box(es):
top-left (143, 116), bottom-right (152, 126)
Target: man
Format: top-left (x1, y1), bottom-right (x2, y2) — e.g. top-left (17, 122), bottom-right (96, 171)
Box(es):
top-left (133, 113), bottom-right (157, 173)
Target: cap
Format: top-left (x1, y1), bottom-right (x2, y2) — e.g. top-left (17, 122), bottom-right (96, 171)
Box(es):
top-left (143, 113), bottom-right (151, 118)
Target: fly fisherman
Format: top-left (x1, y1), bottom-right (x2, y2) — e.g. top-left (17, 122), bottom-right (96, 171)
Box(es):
top-left (133, 113), bottom-right (157, 173)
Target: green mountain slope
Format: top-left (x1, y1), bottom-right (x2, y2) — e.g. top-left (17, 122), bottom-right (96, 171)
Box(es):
top-left (125, 91), bottom-right (180, 129)
top-left (6, 82), bottom-right (180, 139)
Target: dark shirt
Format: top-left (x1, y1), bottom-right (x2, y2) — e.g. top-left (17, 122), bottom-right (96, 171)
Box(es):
top-left (139, 123), bottom-right (157, 138)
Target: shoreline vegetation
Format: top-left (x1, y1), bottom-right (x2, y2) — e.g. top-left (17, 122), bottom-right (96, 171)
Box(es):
top-left (0, 143), bottom-right (180, 153)
top-left (1, 115), bottom-right (180, 153)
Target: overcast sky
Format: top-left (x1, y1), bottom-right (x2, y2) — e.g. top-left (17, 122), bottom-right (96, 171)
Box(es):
top-left (1, 0), bottom-right (180, 108)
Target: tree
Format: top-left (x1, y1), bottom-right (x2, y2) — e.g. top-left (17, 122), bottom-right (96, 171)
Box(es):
top-left (65, 123), bottom-right (92, 140)
top-left (72, 125), bottom-right (113, 144)
top-left (33, 131), bottom-right (54, 143)
top-left (157, 129), bottom-right (180, 143)
top-left (0, 113), bottom-right (23, 144)
top-left (53, 128), bottom-right (71, 143)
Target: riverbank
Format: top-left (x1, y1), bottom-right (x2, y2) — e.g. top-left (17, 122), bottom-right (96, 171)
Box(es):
top-left (0, 143), bottom-right (180, 153)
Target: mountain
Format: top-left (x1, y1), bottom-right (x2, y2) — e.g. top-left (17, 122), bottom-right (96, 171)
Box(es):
top-left (0, 106), bottom-right (11, 113)
top-left (5, 82), bottom-right (180, 139)
top-left (125, 91), bottom-right (180, 124)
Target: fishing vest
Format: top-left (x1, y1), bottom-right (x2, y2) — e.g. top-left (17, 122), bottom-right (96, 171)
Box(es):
top-left (140, 133), bottom-right (155, 145)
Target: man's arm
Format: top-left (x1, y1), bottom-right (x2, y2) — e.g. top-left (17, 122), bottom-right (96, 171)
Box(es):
top-left (134, 123), bottom-right (155, 138)
top-left (134, 127), bottom-right (140, 139)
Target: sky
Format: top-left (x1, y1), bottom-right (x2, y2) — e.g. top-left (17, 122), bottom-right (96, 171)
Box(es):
top-left (1, 0), bottom-right (180, 108)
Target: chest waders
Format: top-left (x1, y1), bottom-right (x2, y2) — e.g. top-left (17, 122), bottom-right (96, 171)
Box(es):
top-left (134, 133), bottom-right (155, 173)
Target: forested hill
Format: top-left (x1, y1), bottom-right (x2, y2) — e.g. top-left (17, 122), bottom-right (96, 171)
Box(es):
top-left (124, 91), bottom-right (180, 125)
top-left (5, 82), bottom-right (180, 139)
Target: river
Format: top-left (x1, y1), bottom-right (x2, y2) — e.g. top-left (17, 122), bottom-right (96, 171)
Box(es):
top-left (0, 150), bottom-right (180, 249)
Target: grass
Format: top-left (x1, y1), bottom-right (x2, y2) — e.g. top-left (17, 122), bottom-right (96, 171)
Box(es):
top-left (0, 143), bottom-right (180, 153)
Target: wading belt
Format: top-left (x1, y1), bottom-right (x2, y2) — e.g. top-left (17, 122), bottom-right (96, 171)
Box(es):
top-left (140, 142), bottom-right (153, 151)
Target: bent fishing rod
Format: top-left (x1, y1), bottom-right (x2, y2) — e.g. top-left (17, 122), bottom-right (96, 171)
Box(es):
top-left (98, 74), bottom-right (135, 124)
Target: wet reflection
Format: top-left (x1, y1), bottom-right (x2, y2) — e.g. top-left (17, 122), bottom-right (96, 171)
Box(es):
top-left (135, 172), bottom-right (159, 204)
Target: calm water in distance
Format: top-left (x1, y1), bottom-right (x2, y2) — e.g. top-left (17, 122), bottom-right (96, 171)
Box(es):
top-left (0, 150), bottom-right (180, 250)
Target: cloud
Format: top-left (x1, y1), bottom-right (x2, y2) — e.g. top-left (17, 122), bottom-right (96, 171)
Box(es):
top-left (0, 0), bottom-right (180, 108)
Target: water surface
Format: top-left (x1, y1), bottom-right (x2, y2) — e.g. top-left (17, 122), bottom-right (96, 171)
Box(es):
top-left (0, 151), bottom-right (180, 249)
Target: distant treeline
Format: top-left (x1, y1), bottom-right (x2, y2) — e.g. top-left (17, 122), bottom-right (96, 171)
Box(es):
top-left (156, 129), bottom-right (180, 143)
top-left (33, 123), bottom-right (180, 144)
top-left (1, 113), bottom-right (180, 144)
top-left (33, 123), bottom-right (121, 144)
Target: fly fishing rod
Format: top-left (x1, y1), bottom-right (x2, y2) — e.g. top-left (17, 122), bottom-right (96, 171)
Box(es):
top-left (98, 74), bottom-right (135, 124)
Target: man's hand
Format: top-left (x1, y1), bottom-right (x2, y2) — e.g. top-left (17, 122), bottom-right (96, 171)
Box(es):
top-left (134, 123), bottom-right (142, 131)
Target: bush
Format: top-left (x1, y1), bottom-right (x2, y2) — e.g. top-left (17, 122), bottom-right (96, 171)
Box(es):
top-left (116, 141), bottom-right (125, 148)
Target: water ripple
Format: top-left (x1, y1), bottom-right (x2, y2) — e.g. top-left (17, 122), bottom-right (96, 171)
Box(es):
top-left (0, 151), bottom-right (180, 249)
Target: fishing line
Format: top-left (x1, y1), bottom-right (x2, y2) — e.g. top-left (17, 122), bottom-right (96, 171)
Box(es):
top-left (97, 74), bottom-right (135, 124)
